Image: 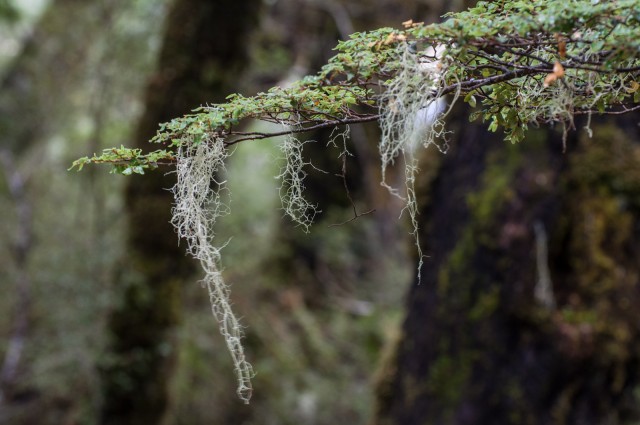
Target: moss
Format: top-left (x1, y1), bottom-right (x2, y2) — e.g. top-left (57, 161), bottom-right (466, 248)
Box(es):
top-left (566, 194), bottom-right (633, 296)
top-left (552, 123), bottom-right (640, 369)
top-left (373, 330), bottom-right (402, 424)
top-left (468, 286), bottom-right (500, 322)
top-left (467, 141), bottom-right (522, 228)
top-left (436, 230), bottom-right (473, 301)
top-left (424, 140), bottom-right (529, 417)
top-left (426, 351), bottom-right (476, 413)
top-left (567, 125), bottom-right (640, 207)
top-left (437, 138), bottom-right (527, 309)
top-left (559, 307), bottom-right (598, 325)
top-left (550, 382), bottom-right (580, 425)
top-left (505, 379), bottom-right (526, 410)
top-left (519, 122), bottom-right (640, 422)
top-left (382, 121), bottom-right (640, 423)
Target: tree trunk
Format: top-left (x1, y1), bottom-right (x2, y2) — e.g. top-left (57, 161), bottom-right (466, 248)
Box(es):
top-left (374, 114), bottom-right (640, 424)
top-left (99, 1), bottom-right (260, 424)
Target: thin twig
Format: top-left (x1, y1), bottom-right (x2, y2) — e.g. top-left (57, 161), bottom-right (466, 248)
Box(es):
top-left (224, 114), bottom-right (381, 145)
top-left (329, 153), bottom-right (375, 227)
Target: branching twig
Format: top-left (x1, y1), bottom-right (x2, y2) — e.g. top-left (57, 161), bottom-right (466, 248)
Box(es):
top-left (224, 114), bottom-right (381, 145)
top-left (329, 153), bottom-right (375, 227)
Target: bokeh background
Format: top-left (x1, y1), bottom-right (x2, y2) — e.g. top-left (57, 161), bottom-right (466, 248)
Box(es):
top-left (2, 1), bottom-right (640, 424)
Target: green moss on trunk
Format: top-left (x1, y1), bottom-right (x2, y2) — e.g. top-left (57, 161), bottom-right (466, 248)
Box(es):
top-left (375, 117), bottom-right (640, 424)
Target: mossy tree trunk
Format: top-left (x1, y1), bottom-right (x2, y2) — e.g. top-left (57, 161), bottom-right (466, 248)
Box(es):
top-left (99, 1), bottom-right (260, 424)
top-left (374, 114), bottom-right (640, 424)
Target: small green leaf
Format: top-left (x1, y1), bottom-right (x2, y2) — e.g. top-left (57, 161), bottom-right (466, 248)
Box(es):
top-left (469, 111), bottom-right (481, 122)
top-left (464, 92), bottom-right (477, 108)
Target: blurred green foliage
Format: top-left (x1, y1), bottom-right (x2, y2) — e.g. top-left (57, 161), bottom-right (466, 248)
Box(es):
top-left (0, 0), bottom-right (19, 23)
top-left (8, 0), bottom-right (640, 423)
top-left (2, 0), bottom-right (413, 423)
top-left (0, 0), bottom-right (168, 423)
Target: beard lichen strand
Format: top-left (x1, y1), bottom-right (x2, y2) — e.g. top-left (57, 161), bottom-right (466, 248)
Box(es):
top-left (276, 123), bottom-right (319, 233)
top-left (378, 44), bottom-right (448, 191)
top-left (275, 124), bottom-right (354, 232)
top-left (378, 43), bottom-right (456, 282)
top-left (171, 135), bottom-right (254, 404)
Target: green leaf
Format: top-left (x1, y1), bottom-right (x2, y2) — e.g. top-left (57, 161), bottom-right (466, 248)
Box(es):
top-left (464, 92), bottom-right (477, 108)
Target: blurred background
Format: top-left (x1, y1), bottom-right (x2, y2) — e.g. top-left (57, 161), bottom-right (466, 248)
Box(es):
top-left (1, 1), bottom-right (640, 425)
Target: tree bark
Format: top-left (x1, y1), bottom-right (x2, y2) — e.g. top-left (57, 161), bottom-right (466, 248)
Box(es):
top-left (99, 1), bottom-right (260, 424)
top-left (374, 114), bottom-right (640, 424)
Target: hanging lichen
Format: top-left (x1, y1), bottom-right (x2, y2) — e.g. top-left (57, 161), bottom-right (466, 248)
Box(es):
top-left (71, 0), bottom-right (640, 402)
top-left (171, 136), bottom-right (254, 403)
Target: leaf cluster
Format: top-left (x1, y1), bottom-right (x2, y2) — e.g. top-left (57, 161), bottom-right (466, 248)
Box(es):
top-left (70, 146), bottom-right (174, 174)
top-left (72, 0), bottom-right (640, 173)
